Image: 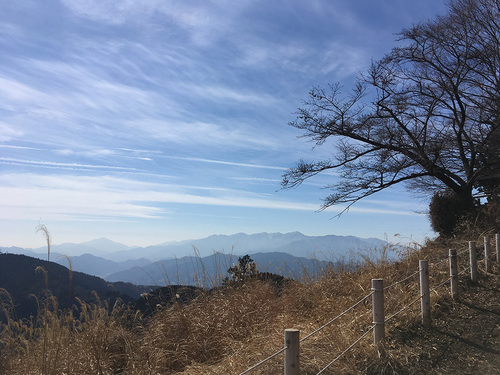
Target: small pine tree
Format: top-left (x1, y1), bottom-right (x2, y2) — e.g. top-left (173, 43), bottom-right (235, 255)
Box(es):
top-left (223, 255), bottom-right (257, 286)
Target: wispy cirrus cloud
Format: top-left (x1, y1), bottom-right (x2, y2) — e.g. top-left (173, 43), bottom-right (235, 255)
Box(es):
top-left (59, 0), bottom-right (253, 46)
top-left (169, 156), bottom-right (285, 171)
top-left (0, 157), bottom-right (180, 180)
top-left (0, 144), bottom-right (38, 150)
top-left (124, 118), bottom-right (282, 150)
top-left (0, 172), bottom-right (421, 224)
top-left (0, 0), bottom-right (442, 246)
top-left (0, 75), bottom-right (49, 107)
top-left (230, 177), bottom-right (281, 183)
top-left (0, 122), bottom-right (24, 141)
top-left (0, 157), bottom-right (138, 172)
top-left (1, 52), bottom-right (283, 151)
top-left (185, 84), bottom-right (279, 106)
top-left (0, 173), bottom-right (319, 221)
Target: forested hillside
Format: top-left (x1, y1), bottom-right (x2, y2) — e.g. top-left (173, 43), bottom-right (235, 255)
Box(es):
top-left (0, 253), bottom-right (151, 322)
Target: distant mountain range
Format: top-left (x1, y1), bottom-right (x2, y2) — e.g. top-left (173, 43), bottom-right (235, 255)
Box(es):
top-left (0, 233), bottom-right (393, 321)
top-left (105, 252), bottom-right (334, 286)
top-left (1, 232), bottom-right (389, 285)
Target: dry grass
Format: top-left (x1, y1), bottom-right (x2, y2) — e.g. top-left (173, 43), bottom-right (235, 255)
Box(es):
top-left (0, 233), bottom-right (497, 374)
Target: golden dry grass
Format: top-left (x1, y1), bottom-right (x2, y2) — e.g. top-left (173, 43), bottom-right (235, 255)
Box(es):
top-left (0, 230), bottom-right (498, 374)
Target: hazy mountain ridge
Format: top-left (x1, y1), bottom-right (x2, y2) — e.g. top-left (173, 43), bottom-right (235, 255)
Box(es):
top-left (270, 235), bottom-right (388, 259)
top-left (1, 232), bottom-right (389, 282)
top-left (33, 238), bottom-right (133, 257)
top-left (104, 232), bottom-right (386, 262)
top-left (104, 252), bottom-right (334, 286)
top-left (57, 254), bottom-right (152, 279)
top-left (107, 231), bottom-right (309, 261)
top-left (78, 237), bottom-right (133, 252)
top-left (3, 232), bottom-right (386, 260)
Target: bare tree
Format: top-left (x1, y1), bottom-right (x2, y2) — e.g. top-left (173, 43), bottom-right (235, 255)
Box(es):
top-left (282, 0), bottom-right (500, 234)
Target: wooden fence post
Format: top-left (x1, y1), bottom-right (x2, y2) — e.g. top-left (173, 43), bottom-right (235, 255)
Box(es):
top-left (419, 260), bottom-right (431, 327)
top-left (496, 233), bottom-right (500, 263)
top-left (469, 241), bottom-right (478, 283)
top-left (449, 249), bottom-right (458, 300)
top-left (284, 329), bottom-right (299, 375)
top-left (371, 279), bottom-right (385, 345)
top-left (485, 237), bottom-right (492, 273)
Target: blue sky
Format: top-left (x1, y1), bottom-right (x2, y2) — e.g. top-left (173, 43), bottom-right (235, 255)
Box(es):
top-left (0, 0), bottom-right (448, 248)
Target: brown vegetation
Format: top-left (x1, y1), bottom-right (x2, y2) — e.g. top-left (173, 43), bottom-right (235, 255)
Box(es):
top-left (1, 229), bottom-right (499, 374)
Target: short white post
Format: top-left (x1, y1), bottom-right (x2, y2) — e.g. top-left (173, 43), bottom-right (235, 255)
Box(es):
top-left (419, 260), bottom-right (431, 326)
top-left (485, 237), bottom-right (492, 273)
top-left (449, 249), bottom-right (458, 300)
top-left (469, 241), bottom-right (478, 283)
top-left (284, 329), bottom-right (299, 375)
top-left (496, 233), bottom-right (500, 263)
top-left (371, 279), bottom-right (385, 345)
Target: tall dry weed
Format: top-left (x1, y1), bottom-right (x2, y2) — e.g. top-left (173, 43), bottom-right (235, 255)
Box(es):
top-left (138, 280), bottom-right (281, 373)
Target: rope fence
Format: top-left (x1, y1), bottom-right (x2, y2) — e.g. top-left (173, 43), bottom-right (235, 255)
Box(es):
top-left (239, 235), bottom-right (499, 375)
top-left (316, 324), bottom-right (375, 375)
top-left (238, 345), bottom-right (288, 375)
top-left (384, 294), bottom-right (422, 323)
top-left (383, 269), bottom-right (420, 290)
top-left (456, 246), bottom-right (470, 256)
top-left (299, 292), bottom-right (373, 344)
top-left (430, 256), bottom-right (449, 268)
top-left (429, 276), bottom-right (452, 293)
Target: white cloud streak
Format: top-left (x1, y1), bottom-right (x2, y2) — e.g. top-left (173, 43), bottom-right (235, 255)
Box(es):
top-left (59, 0), bottom-right (253, 46)
top-left (168, 156), bottom-right (285, 170)
top-left (1, 173), bottom-right (420, 223)
top-left (0, 158), bottom-right (137, 171)
top-left (0, 173), bottom-right (319, 221)
top-left (0, 122), bottom-right (24, 141)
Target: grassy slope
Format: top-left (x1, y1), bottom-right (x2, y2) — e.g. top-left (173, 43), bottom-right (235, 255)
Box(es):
top-left (1, 233), bottom-right (499, 374)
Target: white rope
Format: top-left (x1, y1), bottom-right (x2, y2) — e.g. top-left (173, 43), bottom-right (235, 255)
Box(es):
top-left (430, 276), bottom-right (452, 293)
top-left (383, 270), bottom-right (420, 290)
top-left (239, 291), bottom-right (373, 375)
top-left (315, 325), bottom-right (375, 375)
top-left (458, 265), bottom-right (471, 276)
top-left (300, 291), bottom-right (374, 343)
top-left (456, 247), bottom-right (470, 256)
top-left (431, 256), bottom-right (450, 267)
top-left (238, 345), bottom-right (288, 375)
top-left (385, 294), bottom-right (421, 323)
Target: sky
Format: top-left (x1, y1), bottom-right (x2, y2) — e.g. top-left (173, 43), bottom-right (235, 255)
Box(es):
top-left (0, 0), bottom-right (449, 249)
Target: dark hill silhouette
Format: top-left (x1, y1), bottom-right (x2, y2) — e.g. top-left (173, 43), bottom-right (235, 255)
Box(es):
top-left (0, 253), bottom-right (152, 322)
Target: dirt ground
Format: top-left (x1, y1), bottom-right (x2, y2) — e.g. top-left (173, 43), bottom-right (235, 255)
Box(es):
top-left (382, 268), bottom-right (500, 374)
